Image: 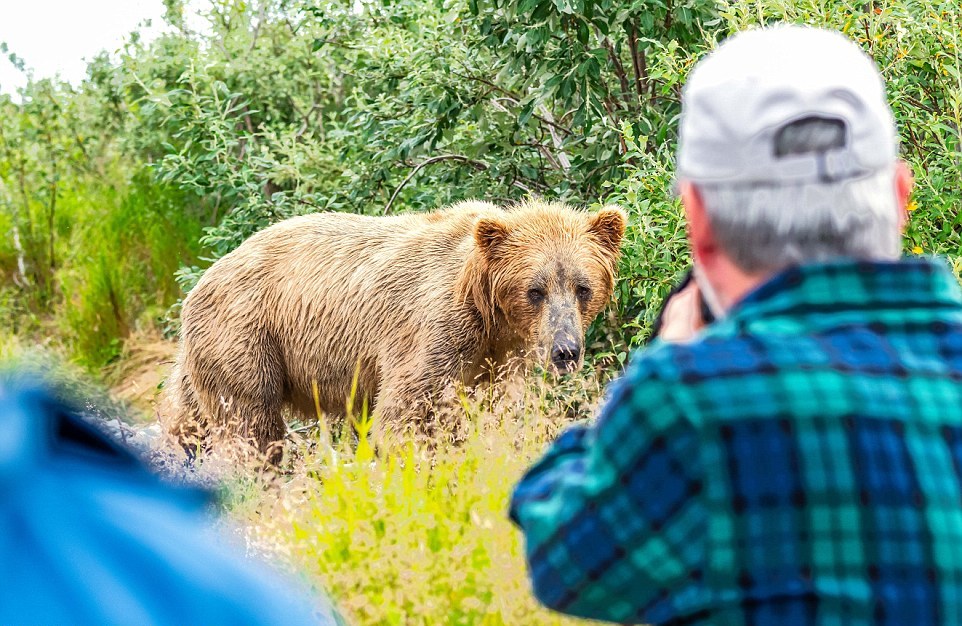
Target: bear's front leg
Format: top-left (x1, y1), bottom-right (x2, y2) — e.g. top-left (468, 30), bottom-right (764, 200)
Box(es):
top-left (371, 377), bottom-right (437, 449)
top-left (369, 323), bottom-right (481, 449)
top-left (371, 348), bottom-right (470, 448)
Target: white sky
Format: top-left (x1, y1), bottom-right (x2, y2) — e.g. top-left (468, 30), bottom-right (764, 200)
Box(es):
top-left (0, 0), bottom-right (176, 95)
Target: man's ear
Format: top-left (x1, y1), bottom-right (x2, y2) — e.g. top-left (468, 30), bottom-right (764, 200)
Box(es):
top-left (894, 160), bottom-right (914, 233)
top-left (587, 205), bottom-right (628, 255)
top-left (474, 217), bottom-right (510, 257)
top-left (679, 181), bottom-right (716, 267)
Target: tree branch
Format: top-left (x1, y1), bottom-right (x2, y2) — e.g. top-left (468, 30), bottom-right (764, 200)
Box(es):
top-left (247, 1), bottom-right (267, 55)
top-left (0, 178), bottom-right (29, 287)
top-left (383, 155), bottom-right (488, 215)
top-left (627, 22), bottom-right (648, 105)
top-left (537, 105), bottom-right (571, 170)
top-left (452, 70), bottom-right (574, 136)
top-left (602, 38), bottom-right (634, 112)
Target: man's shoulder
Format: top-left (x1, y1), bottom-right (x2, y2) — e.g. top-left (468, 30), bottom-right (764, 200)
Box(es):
top-left (627, 314), bottom-right (962, 416)
top-left (628, 325), bottom-right (800, 385)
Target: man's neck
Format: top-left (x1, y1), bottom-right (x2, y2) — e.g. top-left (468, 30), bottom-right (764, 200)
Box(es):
top-left (697, 256), bottom-right (769, 317)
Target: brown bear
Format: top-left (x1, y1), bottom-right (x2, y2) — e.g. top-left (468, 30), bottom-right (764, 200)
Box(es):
top-left (165, 199), bottom-right (626, 454)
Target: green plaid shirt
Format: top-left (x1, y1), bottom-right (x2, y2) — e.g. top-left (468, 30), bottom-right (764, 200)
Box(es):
top-left (511, 258), bottom-right (962, 625)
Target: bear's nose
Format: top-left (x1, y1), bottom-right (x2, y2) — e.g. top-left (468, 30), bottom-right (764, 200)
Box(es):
top-left (551, 343), bottom-right (582, 372)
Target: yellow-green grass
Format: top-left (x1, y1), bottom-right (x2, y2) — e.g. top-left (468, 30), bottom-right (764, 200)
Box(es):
top-left (224, 376), bottom-right (607, 626)
top-left (0, 333), bottom-right (19, 360)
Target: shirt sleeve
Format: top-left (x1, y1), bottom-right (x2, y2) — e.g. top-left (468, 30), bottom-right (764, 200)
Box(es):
top-left (509, 356), bottom-right (706, 623)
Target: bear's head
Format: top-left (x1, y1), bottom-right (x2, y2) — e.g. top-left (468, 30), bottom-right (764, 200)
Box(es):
top-left (460, 200), bottom-right (627, 373)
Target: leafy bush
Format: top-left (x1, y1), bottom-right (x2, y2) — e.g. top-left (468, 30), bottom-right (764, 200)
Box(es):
top-left (3, 0), bottom-right (960, 365)
top-left (118, 0), bottom-right (962, 351)
top-left (84, 0), bottom-right (718, 350)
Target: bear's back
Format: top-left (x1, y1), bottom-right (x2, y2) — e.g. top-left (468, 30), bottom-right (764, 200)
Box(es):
top-left (183, 205), bottom-right (498, 409)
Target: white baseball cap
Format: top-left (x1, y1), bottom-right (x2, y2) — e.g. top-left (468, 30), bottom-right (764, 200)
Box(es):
top-left (676, 25), bottom-right (898, 185)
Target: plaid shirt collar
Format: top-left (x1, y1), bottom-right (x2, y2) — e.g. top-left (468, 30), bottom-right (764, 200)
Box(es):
top-left (726, 257), bottom-right (962, 329)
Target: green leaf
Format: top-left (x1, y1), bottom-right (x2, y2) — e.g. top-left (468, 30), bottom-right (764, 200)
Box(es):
top-left (577, 18), bottom-right (589, 44)
top-left (518, 100), bottom-right (536, 125)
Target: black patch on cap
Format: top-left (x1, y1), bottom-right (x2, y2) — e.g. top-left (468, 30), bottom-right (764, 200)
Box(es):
top-left (774, 116), bottom-right (847, 157)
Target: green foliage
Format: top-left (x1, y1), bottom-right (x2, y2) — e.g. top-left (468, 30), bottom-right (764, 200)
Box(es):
top-left (115, 0), bottom-right (721, 296)
top-left (57, 173), bottom-right (202, 367)
top-left (0, 78), bottom-right (206, 367)
top-left (589, 128), bottom-right (689, 361)
top-left (112, 0), bottom-right (959, 353)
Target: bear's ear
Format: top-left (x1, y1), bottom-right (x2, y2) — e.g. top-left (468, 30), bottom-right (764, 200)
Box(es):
top-left (474, 217), bottom-right (510, 256)
top-left (587, 205), bottom-right (627, 255)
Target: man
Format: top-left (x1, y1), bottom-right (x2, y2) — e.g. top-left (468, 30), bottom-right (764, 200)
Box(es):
top-left (510, 25), bottom-right (962, 625)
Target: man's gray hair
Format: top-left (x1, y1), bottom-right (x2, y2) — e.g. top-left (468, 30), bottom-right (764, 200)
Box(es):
top-left (691, 117), bottom-right (901, 273)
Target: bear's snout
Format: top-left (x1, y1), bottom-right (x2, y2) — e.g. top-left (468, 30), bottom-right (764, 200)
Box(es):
top-left (550, 336), bottom-right (583, 373)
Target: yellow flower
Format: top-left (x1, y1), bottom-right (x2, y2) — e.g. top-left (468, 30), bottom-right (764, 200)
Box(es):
top-left (907, 201), bottom-right (918, 212)
top-left (913, 245), bottom-right (924, 254)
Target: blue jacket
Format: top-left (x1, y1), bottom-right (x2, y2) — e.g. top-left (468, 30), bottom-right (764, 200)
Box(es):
top-left (0, 378), bottom-right (344, 625)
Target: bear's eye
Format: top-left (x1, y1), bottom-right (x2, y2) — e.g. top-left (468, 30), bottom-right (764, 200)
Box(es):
top-left (576, 285), bottom-right (592, 301)
top-left (527, 288), bottom-right (546, 305)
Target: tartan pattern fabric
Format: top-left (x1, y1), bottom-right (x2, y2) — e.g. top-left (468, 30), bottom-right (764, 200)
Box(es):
top-left (510, 258), bottom-right (962, 625)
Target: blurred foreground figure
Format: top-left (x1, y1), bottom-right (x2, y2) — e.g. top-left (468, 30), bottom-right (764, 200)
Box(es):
top-left (512, 26), bottom-right (962, 625)
top-left (0, 378), bottom-right (344, 625)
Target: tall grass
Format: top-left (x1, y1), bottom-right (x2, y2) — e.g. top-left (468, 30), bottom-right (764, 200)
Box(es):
top-left (2, 165), bottom-right (206, 369)
top-left (57, 170), bottom-right (204, 367)
top-left (0, 333), bottom-right (22, 363)
top-left (222, 375), bottom-right (605, 626)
